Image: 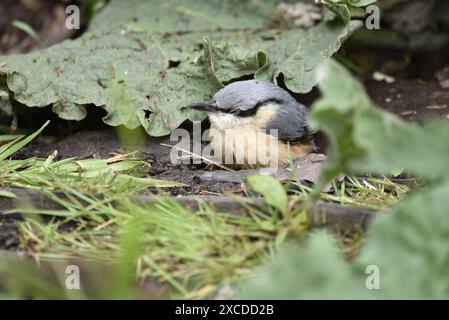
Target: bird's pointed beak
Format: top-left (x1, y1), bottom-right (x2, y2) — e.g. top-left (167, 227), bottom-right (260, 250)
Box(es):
top-left (188, 103), bottom-right (217, 112)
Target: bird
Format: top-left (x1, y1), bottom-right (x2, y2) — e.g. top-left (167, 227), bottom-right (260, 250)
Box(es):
top-left (189, 80), bottom-right (315, 169)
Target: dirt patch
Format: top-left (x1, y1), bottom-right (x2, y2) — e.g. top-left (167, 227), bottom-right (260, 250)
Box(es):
top-left (0, 218), bottom-right (20, 250)
top-left (13, 129), bottom-right (121, 159)
top-left (156, 178), bottom-right (242, 196)
top-left (343, 46), bottom-right (449, 122)
top-left (344, 45), bottom-right (449, 79)
top-left (366, 78), bottom-right (449, 122)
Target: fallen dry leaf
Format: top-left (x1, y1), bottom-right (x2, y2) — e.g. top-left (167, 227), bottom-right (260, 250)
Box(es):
top-left (275, 153), bottom-right (326, 183)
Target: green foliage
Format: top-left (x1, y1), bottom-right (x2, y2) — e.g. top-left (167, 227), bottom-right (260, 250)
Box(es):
top-left (0, 123), bottom-right (306, 299)
top-left (0, 122), bottom-right (182, 193)
top-left (247, 175), bottom-right (288, 214)
top-left (357, 181), bottom-right (449, 299)
top-left (0, 121), bottom-right (48, 161)
top-left (240, 181), bottom-right (449, 299)
top-left (11, 20), bottom-right (41, 45)
top-left (311, 59), bottom-right (449, 185)
top-left (0, 0), bottom-right (364, 136)
top-left (3, 0), bottom-right (444, 300)
top-left (1, 188), bottom-right (308, 299)
top-left (239, 59), bottom-right (449, 299)
top-left (239, 232), bottom-right (357, 299)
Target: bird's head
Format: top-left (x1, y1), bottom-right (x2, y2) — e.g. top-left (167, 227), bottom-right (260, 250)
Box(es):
top-left (189, 80), bottom-right (309, 134)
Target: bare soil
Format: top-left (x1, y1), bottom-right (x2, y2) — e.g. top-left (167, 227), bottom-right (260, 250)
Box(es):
top-left (0, 218), bottom-right (20, 251)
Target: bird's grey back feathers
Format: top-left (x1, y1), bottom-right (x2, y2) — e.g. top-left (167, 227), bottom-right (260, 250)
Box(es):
top-left (264, 102), bottom-right (309, 142)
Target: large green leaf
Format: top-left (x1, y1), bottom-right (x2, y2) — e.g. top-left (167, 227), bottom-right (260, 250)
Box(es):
top-left (239, 180), bottom-right (449, 299)
top-left (247, 175), bottom-right (288, 213)
top-left (311, 59), bottom-right (449, 186)
top-left (0, 0), bottom-right (362, 136)
top-left (238, 231), bottom-right (357, 299)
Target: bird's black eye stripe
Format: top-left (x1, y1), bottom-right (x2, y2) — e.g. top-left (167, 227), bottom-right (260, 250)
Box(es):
top-left (229, 98), bottom-right (283, 117)
top-left (254, 97), bottom-right (283, 109)
top-left (235, 108), bottom-right (258, 117)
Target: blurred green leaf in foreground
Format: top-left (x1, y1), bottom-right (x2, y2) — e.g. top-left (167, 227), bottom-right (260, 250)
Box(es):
top-left (239, 59), bottom-right (449, 299)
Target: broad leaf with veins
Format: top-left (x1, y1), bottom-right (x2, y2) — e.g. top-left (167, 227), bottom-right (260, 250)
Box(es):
top-left (0, 0), bottom-right (363, 136)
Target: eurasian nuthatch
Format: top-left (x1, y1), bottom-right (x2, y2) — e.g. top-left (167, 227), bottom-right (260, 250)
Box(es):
top-left (189, 80), bottom-right (315, 168)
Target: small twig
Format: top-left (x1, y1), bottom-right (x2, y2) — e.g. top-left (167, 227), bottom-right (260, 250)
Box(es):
top-left (94, 219), bottom-right (116, 231)
top-left (160, 143), bottom-right (234, 172)
top-left (105, 151), bottom-right (139, 164)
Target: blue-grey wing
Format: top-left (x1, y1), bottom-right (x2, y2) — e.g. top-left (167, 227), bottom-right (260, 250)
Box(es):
top-left (264, 102), bottom-right (310, 142)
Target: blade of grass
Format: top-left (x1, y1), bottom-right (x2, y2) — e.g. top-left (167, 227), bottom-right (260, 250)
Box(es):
top-left (0, 135), bottom-right (24, 142)
top-left (0, 121), bottom-right (49, 161)
top-left (11, 20), bottom-right (41, 45)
